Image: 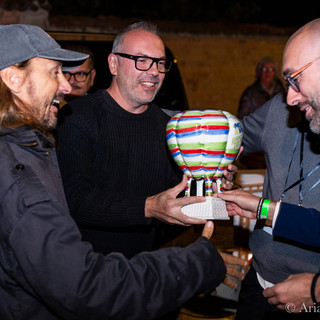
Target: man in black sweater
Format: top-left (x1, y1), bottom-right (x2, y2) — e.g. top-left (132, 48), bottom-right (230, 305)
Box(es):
top-left (56, 21), bottom-right (236, 259)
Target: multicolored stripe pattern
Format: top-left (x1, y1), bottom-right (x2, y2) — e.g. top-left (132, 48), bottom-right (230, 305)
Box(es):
top-left (166, 110), bottom-right (243, 196)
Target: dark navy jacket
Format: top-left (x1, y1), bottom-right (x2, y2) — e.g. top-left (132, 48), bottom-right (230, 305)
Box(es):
top-left (0, 125), bottom-right (226, 320)
top-left (274, 202), bottom-right (320, 248)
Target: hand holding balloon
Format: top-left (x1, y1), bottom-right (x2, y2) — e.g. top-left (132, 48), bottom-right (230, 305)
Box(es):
top-left (166, 110), bottom-right (243, 219)
top-left (145, 175), bottom-right (207, 226)
top-left (219, 163), bottom-right (239, 192)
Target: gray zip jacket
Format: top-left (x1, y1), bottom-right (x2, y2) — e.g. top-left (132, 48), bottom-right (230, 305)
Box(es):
top-left (242, 93), bottom-right (320, 284)
top-left (0, 125), bottom-right (225, 320)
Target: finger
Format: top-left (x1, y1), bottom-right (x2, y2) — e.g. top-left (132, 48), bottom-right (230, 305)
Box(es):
top-left (237, 146), bottom-right (243, 159)
top-left (210, 290), bottom-right (217, 296)
top-left (263, 287), bottom-right (273, 298)
top-left (226, 163), bottom-right (239, 175)
top-left (266, 296), bottom-right (281, 306)
top-left (164, 218), bottom-right (191, 226)
top-left (177, 195), bottom-right (206, 206)
top-left (222, 180), bottom-right (234, 191)
top-left (201, 221), bottom-right (214, 239)
top-left (180, 215), bottom-right (207, 225)
top-left (217, 190), bottom-right (243, 200)
top-left (177, 196), bottom-right (207, 224)
top-left (223, 276), bottom-right (238, 289)
top-left (226, 266), bottom-right (244, 280)
top-left (263, 287), bottom-right (280, 302)
top-left (263, 288), bottom-right (282, 305)
top-left (225, 203), bottom-right (242, 214)
top-left (169, 175), bottom-right (188, 197)
top-left (220, 252), bottom-right (248, 267)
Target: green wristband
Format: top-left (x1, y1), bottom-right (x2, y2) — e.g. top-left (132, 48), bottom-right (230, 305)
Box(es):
top-left (260, 199), bottom-right (270, 219)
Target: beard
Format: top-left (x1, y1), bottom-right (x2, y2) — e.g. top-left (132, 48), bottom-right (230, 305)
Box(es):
top-left (26, 77), bottom-right (58, 139)
top-left (304, 100), bottom-right (320, 134)
top-left (309, 113), bottom-right (320, 134)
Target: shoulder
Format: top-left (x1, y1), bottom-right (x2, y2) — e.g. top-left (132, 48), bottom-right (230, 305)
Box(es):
top-left (0, 137), bottom-right (50, 204)
top-left (241, 81), bottom-right (261, 95)
top-left (57, 90), bottom-right (106, 126)
top-left (69, 89), bottom-right (106, 113)
top-left (250, 92), bottom-right (287, 118)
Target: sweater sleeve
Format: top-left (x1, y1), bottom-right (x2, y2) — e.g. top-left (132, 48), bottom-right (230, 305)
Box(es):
top-left (273, 202), bottom-right (320, 247)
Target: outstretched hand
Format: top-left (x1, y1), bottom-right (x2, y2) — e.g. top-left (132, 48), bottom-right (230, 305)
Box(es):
top-left (219, 252), bottom-right (248, 288)
top-left (145, 175), bottom-right (207, 226)
top-left (201, 222), bottom-right (248, 289)
top-left (218, 190), bottom-right (259, 219)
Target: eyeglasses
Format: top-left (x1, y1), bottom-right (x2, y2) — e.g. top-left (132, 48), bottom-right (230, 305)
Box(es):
top-left (114, 52), bottom-right (173, 73)
top-left (262, 67), bottom-right (275, 72)
top-left (63, 68), bottom-right (94, 82)
top-left (284, 56), bottom-right (320, 93)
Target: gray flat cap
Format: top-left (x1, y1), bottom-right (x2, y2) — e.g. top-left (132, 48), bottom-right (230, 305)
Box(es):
top-left (0, 24), bottom-right (89, 70)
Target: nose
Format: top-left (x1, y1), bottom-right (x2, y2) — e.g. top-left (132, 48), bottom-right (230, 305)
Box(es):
top-left (286, 86), bottom-right (301, 106)
top-left (147, 61), bottom-right (159, 76)
top-left (59, 74), bottom-right (72, 95)
top-left (68, 74), bottom-right (78, 84)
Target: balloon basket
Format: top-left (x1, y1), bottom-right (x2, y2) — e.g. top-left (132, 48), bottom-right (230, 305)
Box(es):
top-left (181, 196), bottom-right (229, 220)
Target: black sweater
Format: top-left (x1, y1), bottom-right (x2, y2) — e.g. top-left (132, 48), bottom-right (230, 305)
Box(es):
top-left (56, 89), bottom-right (181, 257)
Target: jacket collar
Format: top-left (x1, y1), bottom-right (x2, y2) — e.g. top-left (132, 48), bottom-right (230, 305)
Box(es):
top-left (0, 125), bottom-right (55, 149)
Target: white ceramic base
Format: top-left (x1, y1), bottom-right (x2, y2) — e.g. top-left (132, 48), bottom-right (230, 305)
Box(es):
top-left (181, 196), bottom-right (229, 220)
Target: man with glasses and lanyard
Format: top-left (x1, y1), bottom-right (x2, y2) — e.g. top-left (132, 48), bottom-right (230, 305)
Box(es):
top-left (55, 20), bottom-right (239, 288)
top-left (227, 18), bottom-right (320, 320)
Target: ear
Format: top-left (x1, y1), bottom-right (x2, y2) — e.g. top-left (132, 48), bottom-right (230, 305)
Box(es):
top-left (0, 66), bottom-right (24, 93)
top-left (90, 68), bottom-right (96, 86)
top-left (108, 53), bottom-right (119, 76)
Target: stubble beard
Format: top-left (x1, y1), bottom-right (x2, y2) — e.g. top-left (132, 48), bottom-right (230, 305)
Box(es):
top-left (306, 99), bottom-right (320, 135)
top-left (27, 79), bottom-right (58, 135)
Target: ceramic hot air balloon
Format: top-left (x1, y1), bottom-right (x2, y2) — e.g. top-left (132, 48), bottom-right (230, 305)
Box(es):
top-left (166, 109), bottom-right (243, 219)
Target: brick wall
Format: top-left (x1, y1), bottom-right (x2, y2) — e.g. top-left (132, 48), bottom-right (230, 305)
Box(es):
top-left (163, 33), bottom-right (288, 115)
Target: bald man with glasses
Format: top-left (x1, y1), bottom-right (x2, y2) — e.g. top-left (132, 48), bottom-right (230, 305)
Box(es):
top-left (225, 18), bottom-right (320, 320)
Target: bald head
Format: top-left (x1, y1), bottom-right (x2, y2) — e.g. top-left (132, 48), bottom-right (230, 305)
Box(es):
top-left (287, 18), bottom-right (320, 46)
top-left (283, 18), bottom-right (320, 77)
top-left (282, 18), bottom-right (320, 134)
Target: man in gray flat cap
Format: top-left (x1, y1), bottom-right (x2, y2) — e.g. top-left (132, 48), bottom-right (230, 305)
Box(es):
top-left (0, 24), bottom-right (229, 320)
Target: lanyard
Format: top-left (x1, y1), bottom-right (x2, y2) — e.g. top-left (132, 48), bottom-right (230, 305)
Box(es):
top-left (279, 131), bottom-right (320, 206)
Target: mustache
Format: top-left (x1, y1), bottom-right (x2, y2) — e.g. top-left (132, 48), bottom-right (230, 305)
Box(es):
top-left (299, 100), bottom-right (313, 109)
top-left (139, 76), bottom-right (160, 84)
top-left (71, 84), bottom-right (82, 89)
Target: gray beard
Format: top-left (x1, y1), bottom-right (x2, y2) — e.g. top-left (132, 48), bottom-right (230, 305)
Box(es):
top-left (309, 116), bottom-right (320, 134)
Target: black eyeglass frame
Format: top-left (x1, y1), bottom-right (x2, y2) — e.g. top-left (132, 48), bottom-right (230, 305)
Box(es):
top-left (114, 52), bottom-right (173, 73)
top-left (63, 68), bottom-right (94, 82)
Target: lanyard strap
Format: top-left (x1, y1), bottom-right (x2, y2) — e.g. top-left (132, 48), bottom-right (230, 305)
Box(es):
top-left (280, 131), bottom-right (320, 206)
top-left (283, 131), bottom-right (300, 189)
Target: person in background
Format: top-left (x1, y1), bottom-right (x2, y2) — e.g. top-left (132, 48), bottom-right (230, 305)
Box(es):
top-left (0, 23), bottom-right (228, 320)
top-left (237, 56), bottom-right (285, 119)
top-left (225, 18), bottom-right (320, 320)
top-left (59, 44), bottom-right (96, 107)
top-left (236, 56), bottom-right (286, 169)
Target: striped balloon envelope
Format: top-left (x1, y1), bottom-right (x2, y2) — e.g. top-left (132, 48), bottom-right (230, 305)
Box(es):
top-left (166, 109), bottom-right (243, 196)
